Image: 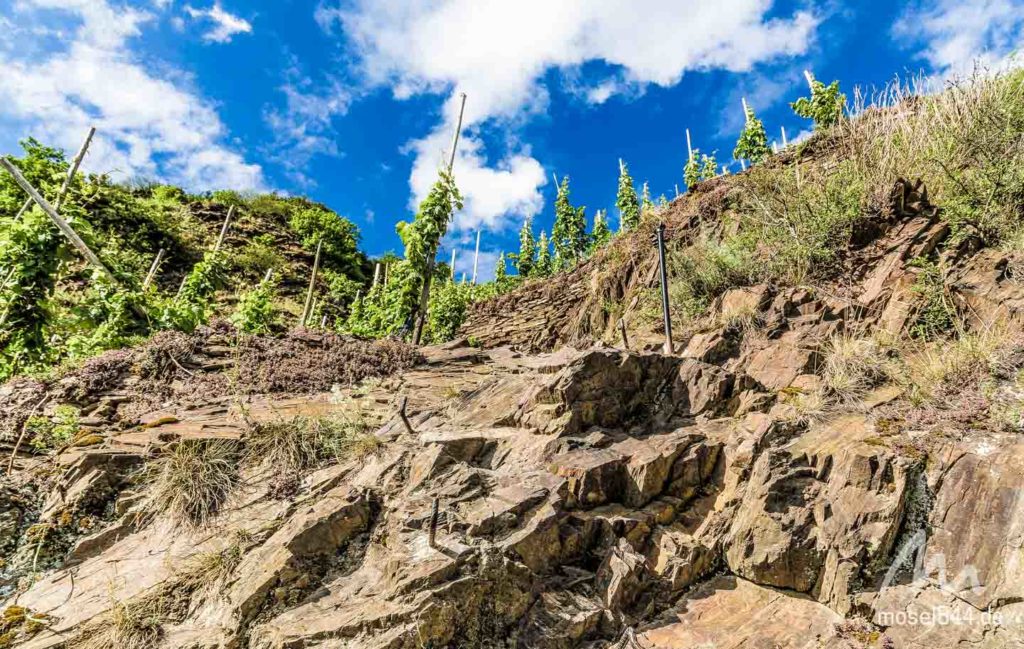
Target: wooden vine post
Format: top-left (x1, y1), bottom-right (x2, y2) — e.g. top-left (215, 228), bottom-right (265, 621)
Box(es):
top-left (413, 92), bottom-right (467, 345)
top-left (213, 205), bottom-right (235, 252)
top-left (142, 248), bottom-right (165, 289)
top-left (686, 128), bottom-right (693, 163)
top-left (14, 127), bottom-right (95, 218)
top-left (781, 126), bottom-right (789, 147)
top-left (300, 237), bottom-right (323, 326)
top-left (471, 230), bottom-right (481, 284)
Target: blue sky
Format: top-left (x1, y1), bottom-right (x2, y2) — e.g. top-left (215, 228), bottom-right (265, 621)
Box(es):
top-left (1, 0), bottom-right (1023, 280)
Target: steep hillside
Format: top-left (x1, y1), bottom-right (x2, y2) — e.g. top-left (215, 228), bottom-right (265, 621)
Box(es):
top-left (1, 73), bottom-right (1023, 649)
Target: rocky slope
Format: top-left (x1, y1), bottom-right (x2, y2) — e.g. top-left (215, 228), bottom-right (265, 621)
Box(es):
top-left (3, 119), bottom-right (1024, 647)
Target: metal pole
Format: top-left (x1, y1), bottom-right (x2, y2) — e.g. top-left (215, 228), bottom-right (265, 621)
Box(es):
top-left (685, 128), bottom-right (693, 162)
top-left (741, 97), bottom-right (750, 123)
top-left (781, 126), bottom-right (788, 147)
top-left (656, 222), bottom-right (673, 354)
top-left (450, 248), bottom-right (456, 280)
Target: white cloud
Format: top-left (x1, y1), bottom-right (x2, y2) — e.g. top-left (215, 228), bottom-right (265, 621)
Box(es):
top-left (0, 0), bottom-right (264, 191)
top-left (407, 127), bottom-right (547, 233)
top-left (184, 2), bottom-right (251, 44)
top-left (262, 60), bottom-right (353, 186)
top-left (895, 0), bottom-right (1024, 77)
top-left (322, 0), bottom-right (818, 232)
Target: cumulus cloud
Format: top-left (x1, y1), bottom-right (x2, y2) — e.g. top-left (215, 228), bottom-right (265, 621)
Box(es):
top-left (184, 2), bottom-right (252, 44)
top-left (895, 0), bottom-right (1024, 76)
top-left (0, 0), bottom-right (264, 191)
top-left (321, 0), bottom-right (818, 232)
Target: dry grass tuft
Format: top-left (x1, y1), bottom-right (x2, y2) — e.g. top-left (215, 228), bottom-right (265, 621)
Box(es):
top-left (903, 321), bottom-right (1018, 405)
top-left (244, 412), bottom-right (379, 475)
top-left (144, 439), bottom-right (239, 529)
top-left (70, 589), bottom-right (168, 649)
top-left (822, 332), bottom-right (898, 402)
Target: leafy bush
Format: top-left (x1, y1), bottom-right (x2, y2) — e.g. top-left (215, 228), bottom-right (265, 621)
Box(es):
top-left (616, 161), bottom-right (640, 231)
top-left (231, 278), bottom-right (277, 334)
top-left (908, 257), bottom-right (956, 339)
top-left (792, 75), bottom-right (846, 129)
top-left (26, 404), bottom-right (80, 451)
top-left (426, 279), bottom-right (470, 343)
top-left (552, 176), bottom-right (588, 269)
top-left (289, 204), bottom-right (364, 278)
top-left (734, 105), bottom-right (770, 164)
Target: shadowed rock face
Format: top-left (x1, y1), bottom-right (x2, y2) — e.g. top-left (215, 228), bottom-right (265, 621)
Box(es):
top-left (5, 333), bottom-right (1014, 649)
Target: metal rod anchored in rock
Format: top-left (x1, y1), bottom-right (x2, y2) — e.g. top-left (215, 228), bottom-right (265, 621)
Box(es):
top-left (428, 497), bottom-right (439, 548)
top-left (398, 396), bottom-right (415, 435)
top-left (655, 222), bottom-right (674, 354)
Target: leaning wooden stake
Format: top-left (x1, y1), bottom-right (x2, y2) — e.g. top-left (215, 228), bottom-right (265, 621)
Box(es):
top-left (213, 205), bottom-right (235, 252)
top-left (300, 237), bottom-right (323, 326)
top-left (14, 127), bottom-right (95, 218)
top-left (1, 158), bottom-right (117, 285)
top-left (7, 396), bottom-right (48, 474)
top-left (142, 248), bottom-right (165, 290)
top-left (741, 97), bottom-right (750, 122)
top-left (398, 396), bottom-right (415, 435)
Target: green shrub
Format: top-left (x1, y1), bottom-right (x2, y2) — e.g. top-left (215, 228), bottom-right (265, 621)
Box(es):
top-left (231, 279), bottom-right (277, 334)
top-left (908, 257), bottom-right (956, 339)
top-left (27, 404), bottom-right (80, 451)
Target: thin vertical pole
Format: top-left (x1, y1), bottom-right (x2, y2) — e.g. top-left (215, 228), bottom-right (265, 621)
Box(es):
top-left (741, 97), bottom-right (750, 122)
top-left (674, 184), bottom-right (680, 198)
top-left (656, 222), bottom-right (673, 355)
top-left (471, 230), bottom-right (481, 284)
top-left (781, 126), bottom-right (788, 147)
top-left (301, 237), bottom-right (323, 326)
top-left (618, 158), bottom-right (625, 175)
top-left (772, 142), bottom-right (778, 154)
top-left (450, 248), bottom-right (456, 280)
top-left (685, 129), bottom-right (693, 162)
top-left (740, 160), bottom-right (747, 171)
top-left (372, 262), bottom-right (381, 287)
